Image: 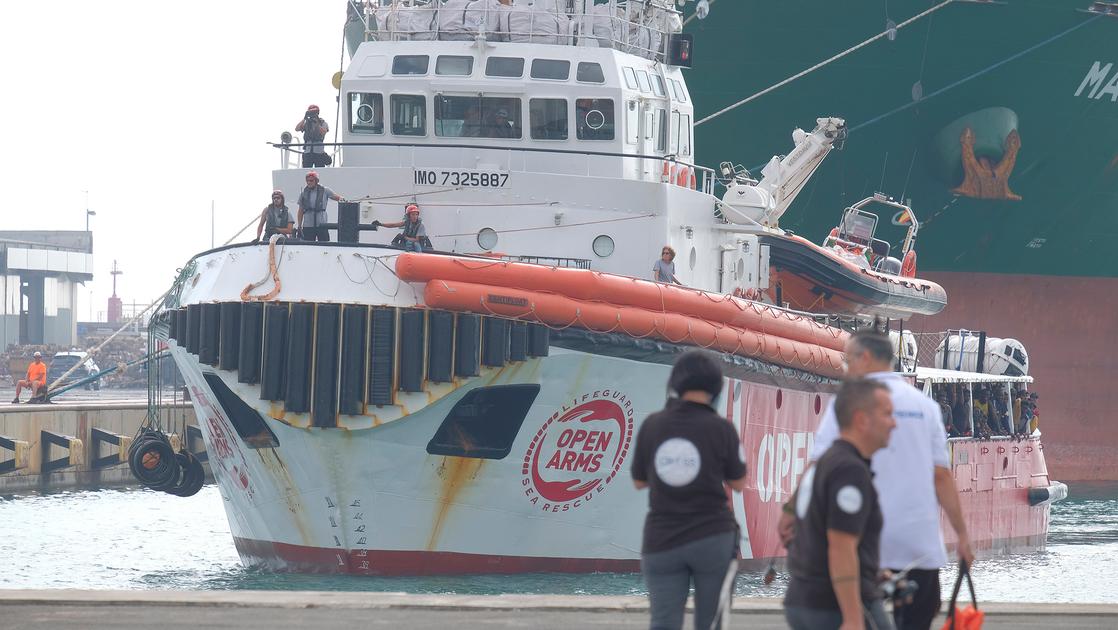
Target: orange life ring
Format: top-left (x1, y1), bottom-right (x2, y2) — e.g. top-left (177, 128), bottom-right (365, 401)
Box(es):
top-left (901, 250), bottom-right (917, 277)
top-left (661, 161), bottom-right (671, 183)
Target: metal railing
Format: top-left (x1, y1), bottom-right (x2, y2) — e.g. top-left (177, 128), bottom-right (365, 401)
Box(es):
top-left (272, 139), bottom-right (717, 194)
top-left (348, 0), bottom-right (684, 62)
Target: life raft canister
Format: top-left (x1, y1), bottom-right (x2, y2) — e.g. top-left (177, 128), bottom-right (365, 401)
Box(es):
top-left (901, 250), bottom-right (918, 277)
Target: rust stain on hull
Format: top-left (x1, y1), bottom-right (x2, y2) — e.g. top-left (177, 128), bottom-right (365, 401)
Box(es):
top-left (256, 447), bottom-right (315, 546)
top-left (426, 456), bottom-right (485, 551)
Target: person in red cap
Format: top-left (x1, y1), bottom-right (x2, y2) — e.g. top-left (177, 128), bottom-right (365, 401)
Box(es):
top-left (380, 203), bottom-right (428, 252)
top-left (254, 190), bottom-right (294, 242)
top-left (297, 171), bottom-right (345, 242)
top-left (295, 104), bottom-right (331, 168)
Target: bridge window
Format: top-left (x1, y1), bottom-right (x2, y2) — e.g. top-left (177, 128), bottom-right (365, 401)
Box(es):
top-left (655, 109), bottom-right (667, 152)
top-left (624, 100), bottom-right (638, 145)
top-left (577, 62), bottom-right (605, 84)
top-left (485, 56), bottom-right (525, 78)
top-left (577, 98), bottom-right (615, 141)
top-left (678, 113), bottom-right (692, 156)
top-left (436, 55), bottom-right (474, 76)
top-left (391, 94), bottom-right (427, 136)
top-left (530, 98), bottom-right (568, 140)
top-left (531, 59), bottom-right (570, 80)
top-left (392, 55), bottom-right (429, 76)
top-left (622, 67), bottom-right (638, 90)
top-left (670, 111), bottom-right (680, 153)
top-left (435, 95), bottom-right (521, 139)
top-left (669, 78), bottom-right (687, 102)
top-left (652, 75), bottom-right (666, 97)
top-left (348, 93), bottom-right (384, 135)
top-left (636, 70), bottom-right (652, 93)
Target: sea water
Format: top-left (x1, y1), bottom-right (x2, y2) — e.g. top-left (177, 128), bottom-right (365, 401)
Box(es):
top-left (1, 482), bottom-right (1115, 602)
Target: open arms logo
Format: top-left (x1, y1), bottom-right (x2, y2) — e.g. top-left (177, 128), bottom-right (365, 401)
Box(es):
top-left (521, 392), bottom-right (635, 513)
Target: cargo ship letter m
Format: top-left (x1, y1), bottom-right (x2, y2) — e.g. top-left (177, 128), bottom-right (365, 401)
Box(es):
top-left (1075, 61), bottom-right (1118, 101)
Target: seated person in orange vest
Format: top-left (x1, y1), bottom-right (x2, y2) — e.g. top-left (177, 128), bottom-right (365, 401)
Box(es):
top-left (380, 204), bottom-right (429, 252)
top-left (13, 351), bottom-right (47, 403)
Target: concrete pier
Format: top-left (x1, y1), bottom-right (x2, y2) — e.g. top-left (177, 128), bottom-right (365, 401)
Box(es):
top-left (0, 591), bottom-right (1114, 629)
top-left (0, 400), bottom-right (201, 492)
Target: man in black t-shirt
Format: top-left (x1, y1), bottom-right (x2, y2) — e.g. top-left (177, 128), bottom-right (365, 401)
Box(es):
top-left (784, 379), bottom-right (896, 630)
top-left (632, 351), bottom-right (747, 630)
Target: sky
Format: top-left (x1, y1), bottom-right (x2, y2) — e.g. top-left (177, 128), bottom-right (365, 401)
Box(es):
top-left (0, 1), bottom-right (348, 321)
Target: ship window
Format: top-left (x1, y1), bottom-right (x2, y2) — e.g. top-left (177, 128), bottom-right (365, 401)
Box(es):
top-left (577, 62), bottom-right (605, 83)
top-left (670, 111), bottom-right (680, 153)
top-left (391, 94), bottom-right (427, 136)
top-left (392, 55), bottom-right (429, 75)
top-left (530, 59), bottom-right (570, 80)
top-left (348, 93), bottom-right (384, 135)
top-left (529, 98), bottom-right (568, 140)
top-left (435, 95), bottom-right (521, 139)
top-left (669, 78), bottom-right (687, 101)
top-left (436, 55), bottom-right (474, 76)
top-left (622, 67), bottom-right (638, 90)
top-left (678, 113), bottom-right (691, 156)
top-left (426, 384), bottom-right (541, 459)
top-left (652, 75), bottom-right (666, 97)
top-left (485, 56), bottom-right (524, 78)
top-left (625, 100), bottom-right (638, 145)
top-left (655, 108), bottom-right (667, 152)
top-left (576, 98), bottom-right (614, 141)
top-left (636, 70), bottom-right (652, 93)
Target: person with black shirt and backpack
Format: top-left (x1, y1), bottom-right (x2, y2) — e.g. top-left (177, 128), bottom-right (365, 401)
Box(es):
top-left (784, 379), bottom-right (896, 630)
top-left (631, 351), bottom-right (747, 630)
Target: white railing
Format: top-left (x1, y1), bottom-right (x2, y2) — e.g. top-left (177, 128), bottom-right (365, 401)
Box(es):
top-left (348, 0), bottom-right (684, 62)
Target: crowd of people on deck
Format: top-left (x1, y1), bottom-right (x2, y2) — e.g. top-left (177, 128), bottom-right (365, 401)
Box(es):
top-left (932, 382), bottom-right (1039, 439)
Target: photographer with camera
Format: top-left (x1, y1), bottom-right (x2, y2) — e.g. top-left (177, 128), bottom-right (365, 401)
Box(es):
top-left (295, 104), bottom-right (331, 168)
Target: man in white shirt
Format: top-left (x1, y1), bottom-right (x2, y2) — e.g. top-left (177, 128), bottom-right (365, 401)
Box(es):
top-left (780, 329), bottom-right (975, 630)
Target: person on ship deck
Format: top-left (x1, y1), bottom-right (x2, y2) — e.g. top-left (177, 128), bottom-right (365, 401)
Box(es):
top-left (295, 104), bottom-right (331, 168)
top-left (653, 246), bottom-right (681, 284)
top-left (934, 388), bottom-right (957, 438)
top-left (297, 171), bottom-right (345, 242)
top-left (254, 190), bottom-right (294, 242)
top-left (379, 203), bottom-right (429, 252)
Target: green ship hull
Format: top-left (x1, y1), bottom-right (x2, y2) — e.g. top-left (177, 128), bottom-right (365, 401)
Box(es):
top-left (687, 0), bottom-right (1118, 480)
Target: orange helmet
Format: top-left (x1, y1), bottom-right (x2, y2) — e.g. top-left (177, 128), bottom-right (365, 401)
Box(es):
top-left (406, 203), bottom-right (420, 216)
top-left (307, 104), bottom-right (320, 113)
top-left (306, 170), bottom-right (319, 181)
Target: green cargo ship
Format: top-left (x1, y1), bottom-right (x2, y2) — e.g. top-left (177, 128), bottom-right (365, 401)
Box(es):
top-left (686, 0), bottom-right (1118, 480)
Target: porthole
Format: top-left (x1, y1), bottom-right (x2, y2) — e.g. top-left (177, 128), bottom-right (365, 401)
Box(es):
top-left (689, 246), bottom-right (697, 270)
top-left (584, 109), bottom-right (606, 130)
top-left (477, 227), bottom-right (499, 250)
top-left (592, 234), bottom-right (615, 257)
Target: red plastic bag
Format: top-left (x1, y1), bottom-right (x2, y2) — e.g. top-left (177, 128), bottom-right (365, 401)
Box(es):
top-left (940, 562), bottom-right (984, 630)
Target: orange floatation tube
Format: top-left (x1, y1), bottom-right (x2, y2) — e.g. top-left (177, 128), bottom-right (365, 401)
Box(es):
top-left (420, 281), bottom-right (846, 378)
top-left (395, 253), bottom-right (847, 352)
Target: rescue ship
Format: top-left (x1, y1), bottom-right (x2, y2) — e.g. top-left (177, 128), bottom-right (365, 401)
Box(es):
top-left (139, 0), bottom-right (1065, 574)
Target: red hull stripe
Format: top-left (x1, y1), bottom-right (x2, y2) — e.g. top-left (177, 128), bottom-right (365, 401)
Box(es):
top-left (233, 537), bottom-right (642, 576)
